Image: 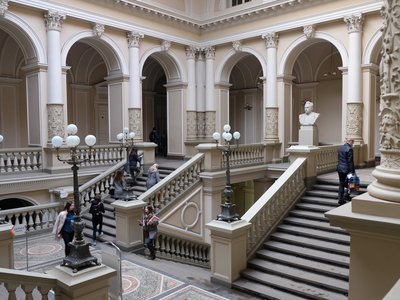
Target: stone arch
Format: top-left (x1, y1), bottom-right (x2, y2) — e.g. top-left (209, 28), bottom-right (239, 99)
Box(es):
top-left (61, 31), bottom-right (127, 75)
top-left (0, 12), bottom-right (45, 64)
top-left (140, 47), bottom-right (186, 82)
top-left (364, 28), bottom-right (382, 65)
top-left (279, 32), bottom-right (348, 76)
top-left (215, 47), bottom-right (267, 83)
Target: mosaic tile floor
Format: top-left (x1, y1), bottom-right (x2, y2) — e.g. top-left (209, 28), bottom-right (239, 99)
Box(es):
top-left (12, 233), bottom-right (231, 300)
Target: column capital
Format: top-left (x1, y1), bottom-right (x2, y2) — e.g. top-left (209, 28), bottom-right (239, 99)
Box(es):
top-left (204, 46), bottom-right (215, 59)
top-left (344, 14), bottom-right (363, 33)
top-left (185, 45), bottom-right (197, 59)
top-left (127, 31), bottom-right (144, 48)
top-left (44, 10), bottom-right (66, 31)
top-left (262, 32), bottom-right (279, 48)
top-left (92, 23), bottom-right (105, 38)
top-left (0, 0), bottom-right (9, 16)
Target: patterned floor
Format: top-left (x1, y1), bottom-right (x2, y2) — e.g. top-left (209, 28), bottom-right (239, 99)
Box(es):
top-left (12, 232), bottom-right (231, 300)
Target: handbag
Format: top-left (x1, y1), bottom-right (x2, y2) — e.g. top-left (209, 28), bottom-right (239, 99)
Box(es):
top-left (347, 173), bottom-right (360, 193)
top-left (109, 185), bottom-right (115, 196)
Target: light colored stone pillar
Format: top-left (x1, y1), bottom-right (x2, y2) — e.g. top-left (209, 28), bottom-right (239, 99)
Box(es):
top-left (111, 199), bottom-right (147, 251)
top-left (206, 219), bottom-right (251, 286)
top-left (196, 50), bottom-right (206, 138)
top-left (326, 3), bottom-right (400, 299)
top-left (0, 222), bottom-right (14, 268)
top-left (262, 32), bottom-right (279, 143)
top-left (186, 46), bottom-right (197, 141)
top-left (344, 14), bottom-right (364, 144)
top-left (205, 46), bottom-right (216, 138)
top-left (127, 31), bottom-right (144, 140)
top-left (48, 264), bottom-right (116, 300)
top-left (44, 10), bottom-right (66, 143)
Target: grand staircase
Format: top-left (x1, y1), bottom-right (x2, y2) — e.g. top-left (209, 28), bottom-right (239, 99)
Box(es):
top-left (82, 164), bottom-right (175, 243)
top-left (232, 178), bottom-right (367, 300)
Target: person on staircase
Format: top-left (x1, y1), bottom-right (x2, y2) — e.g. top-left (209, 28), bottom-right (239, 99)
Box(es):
top-left (52, 202), bottom-right (75, 256)
top-left (89, 194), bottom-right (105, 246)
top-left (113, 169), bottom-right (131, 199)
top-left (128, 149), bottom-right (141, 185)
top-left (146, 163), bottom-right (160, 190)
top-left (336, 138), bottom-right (355, 206)
top-left (138, 205), bottom-right (159, 260)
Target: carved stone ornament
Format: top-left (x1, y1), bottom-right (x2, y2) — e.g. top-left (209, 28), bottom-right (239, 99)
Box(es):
top-left (303, 25), bottom-right (316, 39)
top-left (344, 14), bottom-right (363, 33)
top-left (262, 32), bottom-right (279, 48)
top-left (92, 23), bottom-right (105, 38)
top-left (265, 107), bottom-right (279, 141)
top-left (204, 111), bottom-right (216, 137)
top-left (129, 108), bottom-right (142, 140)
top-left (47, 104), bottom-right (64, 141)
top-left (44, 10), bottom-right (66, 31)
top-left (346, 103), bottom-right (363, 138)
top-left (161, 40), bottom-right (171, 52)
top-left (0, 0), bottom-right (9, 16)
top-left (127, 31), bottom-right (144, 48)
top-left (196, 112), bottom-right (205, 137)
top-left (186, 111), bottom-right (197, 139)
top-left (232, 40), bottom-right (242, 52)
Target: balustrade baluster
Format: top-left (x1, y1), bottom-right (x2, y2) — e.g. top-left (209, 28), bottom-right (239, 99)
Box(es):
top-left (4, 282), bottom-right (19, 300)
top-left (13, 154), bottom-right (19, 172)
top-left (165, 236), bottom-right (171, 258)
top-left (0, 154), bottom-right (5, 172)
top-left (38, 286), bottom-right (53, 300)
top-left (21, 284), bottom-right (35, 300)
top-left (160, 235), bottom-right (166, 256)
top-left (6, 154), bottom-right (12, 172)
top-left (27, 212), bottom-right (34, 230)
top-left (170, 238), bottom-right (177, 259)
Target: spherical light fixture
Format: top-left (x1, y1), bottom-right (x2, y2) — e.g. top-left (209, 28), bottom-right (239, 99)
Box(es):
top-left (51, 135), bottom-right (63, 148)
top-left (66, 124), bottom-right (78, 135)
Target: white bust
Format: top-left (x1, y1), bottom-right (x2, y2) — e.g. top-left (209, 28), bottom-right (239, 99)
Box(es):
top-left (299, 101), bottom-right (319, 126)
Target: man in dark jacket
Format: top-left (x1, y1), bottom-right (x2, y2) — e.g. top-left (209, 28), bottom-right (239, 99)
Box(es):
top-left (336, 138), bottom-right (355, 205)
top-left (89, 194), bottom-right (105, 245)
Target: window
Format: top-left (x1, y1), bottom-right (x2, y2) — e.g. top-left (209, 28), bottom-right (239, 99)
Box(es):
top-left (232, 0), bottom-right (251, 7)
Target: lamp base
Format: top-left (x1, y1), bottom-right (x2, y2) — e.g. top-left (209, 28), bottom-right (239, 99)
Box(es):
top-left (217, 202), bottom-right (240, 223)
top-left (62, 242), bottom-right (99, 273)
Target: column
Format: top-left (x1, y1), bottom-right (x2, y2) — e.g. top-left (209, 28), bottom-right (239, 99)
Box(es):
top-left (262, 32), bottom-right (279, 143)
top-left (127, 31), bottom-right (144, 140)
top-left (44, 10), bottom-right (66, 142)
top-left (344, 14), bottom-right (364, 144)
top-left (326, 3), bottom-right (400, 299)
top-left (205, 46), bottom-right (216, 139)
top-left (196, 50), bottom-right (206, 138)
top-left (186, 45), bottom-right (197, 140)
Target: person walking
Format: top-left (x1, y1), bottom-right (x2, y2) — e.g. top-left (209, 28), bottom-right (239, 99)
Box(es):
top-left (336, 138), bottom-right (355, 205)
top-left (146, 163), bottom-right (160, 190)
top-left (89, 194), bottom-right (105, 246)
top-left (52, 202), bottom-right (75, 256)
top-left (128, 149), bottom-right (141, 184)
top-left (138, 205), bottom-right (159, 260)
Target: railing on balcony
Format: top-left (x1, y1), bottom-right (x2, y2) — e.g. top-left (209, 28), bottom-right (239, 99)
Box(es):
top-left (316, 145), bottom-right (340, 175)
top-left (0, 268), bottom-right (58, 299)
top-left (0, 203), bottom-right (63, 232)
top-left (222, 143), bottom-right (265, 169)
top-left (241, 157), bottom-right (307, 257)
top-left (0, 148), bottom-right (42, 173)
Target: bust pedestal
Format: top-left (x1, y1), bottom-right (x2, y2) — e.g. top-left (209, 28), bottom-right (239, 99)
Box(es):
top-left (299, 125), bottom-right (318, 146)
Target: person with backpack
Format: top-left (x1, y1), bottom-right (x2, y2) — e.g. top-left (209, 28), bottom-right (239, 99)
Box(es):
top-left (138, 205), bottom-right (159, 260)
top-left (89, 194), bottom-right (105, 245)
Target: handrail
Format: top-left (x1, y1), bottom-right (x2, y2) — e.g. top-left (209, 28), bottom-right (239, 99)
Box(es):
top-left (139, 153), bottom-right (205, 210)
top-left (222, 143), bottom-right (265, 169)
top-left (242, 157), bottom-right (307, 257)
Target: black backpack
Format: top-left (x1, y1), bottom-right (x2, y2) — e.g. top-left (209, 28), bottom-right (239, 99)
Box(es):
top-left (91, 203), bottom-right (102, 216)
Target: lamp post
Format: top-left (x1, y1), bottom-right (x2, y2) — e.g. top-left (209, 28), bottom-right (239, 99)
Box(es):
top-left (116, 127), bottom-right (136, 159)
top-left (51, 124), bottom-right (99, 272)
top-left (0, 134), bottom-right (3, 144)
top-left (213, 124), bottom-right (241, 222)
top-left (0, 134), bottom-right (5, 224)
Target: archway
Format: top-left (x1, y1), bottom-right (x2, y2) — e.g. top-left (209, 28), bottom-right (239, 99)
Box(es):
top-left (0, 17), bottom-right (42, 148)
top-left (65, 35), bottom-right (126, 144)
